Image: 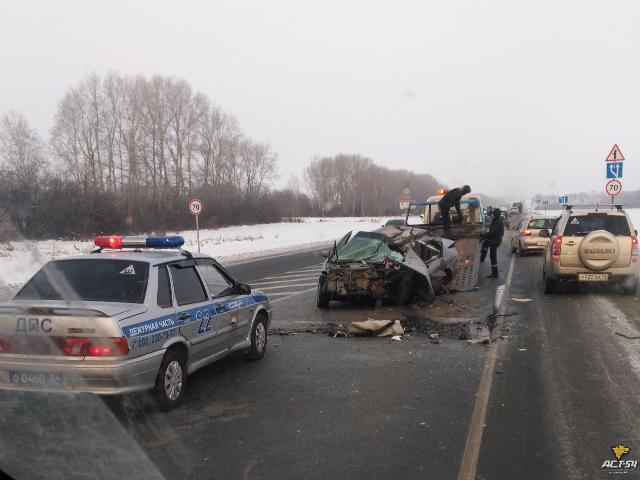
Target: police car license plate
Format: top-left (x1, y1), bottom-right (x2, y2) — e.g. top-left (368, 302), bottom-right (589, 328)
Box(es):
top-left (578, 273), bottom-right (608, 281)
top-left (9, 371), bottom-right (64, 387)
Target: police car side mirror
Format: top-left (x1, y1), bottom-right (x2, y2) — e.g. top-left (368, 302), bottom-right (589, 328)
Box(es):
top-left (319, 249), bottom-right (331, 258)
top-left (539, 229), bottom-right (550, 238)
top-left (237, 283), bottom-right (251, 295)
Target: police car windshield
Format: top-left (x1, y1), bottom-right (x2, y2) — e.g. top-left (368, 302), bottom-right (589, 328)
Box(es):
top-left (15, 259), bottom-right (149, 303)
top-left (563, 215), bottom-right (631, 236)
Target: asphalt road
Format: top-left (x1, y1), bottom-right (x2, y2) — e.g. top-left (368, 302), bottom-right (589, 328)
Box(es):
top-left (2, 224), bottom-right (640, 479)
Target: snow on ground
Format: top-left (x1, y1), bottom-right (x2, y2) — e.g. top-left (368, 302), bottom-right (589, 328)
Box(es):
top-left (0, 217), bottom-right (392, 289)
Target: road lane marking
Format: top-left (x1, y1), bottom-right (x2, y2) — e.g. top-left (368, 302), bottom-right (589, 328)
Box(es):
top-left (270, 286), bottom-right (317, 304)
top-left (255, 283), bottom-right (317, 291)
top-left (251, 276), bottom-right (319, 286)
top-left (262, 272), bottom-right (323, 280)
top-left (457, 253), bottom-right (517, 480)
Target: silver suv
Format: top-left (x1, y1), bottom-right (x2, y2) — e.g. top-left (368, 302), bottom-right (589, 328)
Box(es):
top-left (541, 205), bottom-right (639, 294)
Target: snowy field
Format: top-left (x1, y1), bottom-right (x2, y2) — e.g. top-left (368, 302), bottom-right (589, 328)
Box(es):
top-left (0, 217), bottom-right (392, 289)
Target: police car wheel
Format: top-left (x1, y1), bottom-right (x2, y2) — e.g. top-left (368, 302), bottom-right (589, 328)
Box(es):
top-left (154, 349), bottom-right (187, 410)
top-left (245, 314), bottom-right (268, 361)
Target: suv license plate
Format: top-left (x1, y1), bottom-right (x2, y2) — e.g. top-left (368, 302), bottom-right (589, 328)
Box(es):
top-left (578, 273), bottom-right (609, 281)
top-left (9, 371), bottom-right (64, 387)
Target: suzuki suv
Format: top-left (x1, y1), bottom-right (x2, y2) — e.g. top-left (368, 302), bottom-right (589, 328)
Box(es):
top-left (541, 205), bottom-right (639, 294)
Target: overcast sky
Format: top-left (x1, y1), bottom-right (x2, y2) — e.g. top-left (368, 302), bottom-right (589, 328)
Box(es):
top-left (2, 0), bottom-right (639, 199)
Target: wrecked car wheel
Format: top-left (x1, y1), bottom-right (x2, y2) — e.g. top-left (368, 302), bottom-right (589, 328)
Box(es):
top-left (317, 275), bottom-right (330, 309)
top-left (390, 273), bottom-right (414, 306)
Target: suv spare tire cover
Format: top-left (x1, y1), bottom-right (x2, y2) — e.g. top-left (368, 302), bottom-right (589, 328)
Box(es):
top-left (578, 230), bottom-right (620, 271)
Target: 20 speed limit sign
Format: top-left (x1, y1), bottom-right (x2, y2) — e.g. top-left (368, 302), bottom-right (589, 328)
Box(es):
top-left (605, 179), bottom-right (622, 197)
top-left (188, 198), bottom-right (204, 216)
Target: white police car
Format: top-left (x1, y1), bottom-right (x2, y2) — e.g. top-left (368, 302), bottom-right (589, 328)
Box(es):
top-left (0, 235), bottom-right (271, 409)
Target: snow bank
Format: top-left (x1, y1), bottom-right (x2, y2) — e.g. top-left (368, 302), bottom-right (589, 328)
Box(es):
top-left (0, 217), bottom-right (391, 288)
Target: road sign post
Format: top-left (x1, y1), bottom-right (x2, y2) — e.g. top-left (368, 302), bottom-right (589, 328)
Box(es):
top-left (188, 198), bottom-right (204, 252)
top-left (604, 145), bottom-right (625, 207)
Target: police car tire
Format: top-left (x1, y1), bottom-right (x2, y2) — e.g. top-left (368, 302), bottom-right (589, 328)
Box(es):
top-left (154, 349), bottom-right (187, 410)
top-left (245, 314), bottom-right (268, 361)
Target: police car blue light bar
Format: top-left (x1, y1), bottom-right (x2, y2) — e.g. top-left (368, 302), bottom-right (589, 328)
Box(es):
top-left (94, 235), bottom-right (185, 249)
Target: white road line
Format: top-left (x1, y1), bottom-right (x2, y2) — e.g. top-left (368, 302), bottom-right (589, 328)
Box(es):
top-left (457, 254), bottom-right (517, 480)
top-left (251, 276), bottom-right (319, 286)
top-left (270, 286), bottom-right (317, 304)
top-left (256, 283), bottom-right (317, 291)
top-left (261, 272), bottom-right (322, 280)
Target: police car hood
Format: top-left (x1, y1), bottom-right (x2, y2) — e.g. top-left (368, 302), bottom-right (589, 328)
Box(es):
top-left (1, 299), bottom-right (147, 319)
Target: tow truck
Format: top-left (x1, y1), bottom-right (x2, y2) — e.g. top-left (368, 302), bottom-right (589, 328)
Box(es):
top-left (404, 191), bottom-right (485, 291)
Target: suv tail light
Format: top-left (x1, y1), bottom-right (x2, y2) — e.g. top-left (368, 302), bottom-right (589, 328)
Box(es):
top-left (63, 337), bottom-right (129, 357)
top-left (522, 230), bottom-right (532, 236)
top-left (551, 236), bottom-right (563, 262)
top-left (632, 235), bottom-right (638, 263)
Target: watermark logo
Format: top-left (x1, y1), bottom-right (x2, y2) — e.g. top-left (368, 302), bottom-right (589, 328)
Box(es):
top-left (602, 444), bottom-right (637, 474)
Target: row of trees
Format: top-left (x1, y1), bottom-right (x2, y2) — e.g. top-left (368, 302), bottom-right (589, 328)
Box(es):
top-left (304, 154), bottom-right (442, 216)
top-left (0, 73), bottom-right (287, 237)
top-left (0, 71), bottom-right (470, 240)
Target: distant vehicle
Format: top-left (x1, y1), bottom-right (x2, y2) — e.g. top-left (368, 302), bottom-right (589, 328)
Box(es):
top-left (541, 205), bottom-right (639, 294)
top-left (0, 235), bottom-right (271, 409)
top-left (509, 206), bottom-right (519, 215)
top-left (512, 202), bottom-right (523, 214)
top-left (317, 226), bottom-right (458, 308)
top-left (511, 215), bottom-right (556, 256)
top-left (384, 218), bottom-right (406, 227)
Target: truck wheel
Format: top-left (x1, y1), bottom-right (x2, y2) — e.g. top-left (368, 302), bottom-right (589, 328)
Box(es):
top-left (154, 348), bottom-right (187, 410)
top-left (317, 276), bottom-right (330, 309)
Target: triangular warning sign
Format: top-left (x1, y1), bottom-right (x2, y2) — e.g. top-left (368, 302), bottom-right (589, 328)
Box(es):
top-left (605, 144), bottom-right (625, 162)
top-left (120, 264), bottom-right (136, 275)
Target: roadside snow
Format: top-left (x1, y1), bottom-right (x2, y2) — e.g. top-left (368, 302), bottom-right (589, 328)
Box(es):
top-left (0, 217), bottom-right (391, 289)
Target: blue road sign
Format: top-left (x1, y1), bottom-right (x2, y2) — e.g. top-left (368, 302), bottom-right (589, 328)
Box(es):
top-left (559, 196), bottom-right (568, 204)
top-left (607, 161), bottom-right (624, 179)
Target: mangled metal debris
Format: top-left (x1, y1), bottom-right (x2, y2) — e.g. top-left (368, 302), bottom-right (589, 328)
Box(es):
top-left (317, 225), bottom-right (459, 308)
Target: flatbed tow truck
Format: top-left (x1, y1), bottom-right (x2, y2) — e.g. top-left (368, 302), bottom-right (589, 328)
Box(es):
top-left (404, 194), bottom-right (485, 292)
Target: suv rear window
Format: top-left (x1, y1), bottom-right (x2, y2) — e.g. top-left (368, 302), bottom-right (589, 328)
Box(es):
top-left (15, 260), bottom-right (149, 303)
top-left (527, 219), bottom-right (555, 229)
top-left (562, 214), bottom-right (631, 236)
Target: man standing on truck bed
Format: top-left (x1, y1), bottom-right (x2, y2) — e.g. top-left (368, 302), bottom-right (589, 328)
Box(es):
top-left (438, 185), bottom-right (471, 234)
top-left (481, 207), bottom-right (505, 278)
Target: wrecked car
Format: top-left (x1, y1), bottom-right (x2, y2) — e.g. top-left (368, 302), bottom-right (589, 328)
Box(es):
top-left (316, 225), bottom-right (458, 308)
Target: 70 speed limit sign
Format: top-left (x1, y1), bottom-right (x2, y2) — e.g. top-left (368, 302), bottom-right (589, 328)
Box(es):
top-left (605, 179), bottom-right (622, 197)
top-left (188, 198), bottom-right (203, 216)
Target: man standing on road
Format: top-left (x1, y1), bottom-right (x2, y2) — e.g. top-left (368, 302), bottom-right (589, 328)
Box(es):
top-left (481, 207), bottom-right (505, 279)
top-left (438, 185), bottom-right (471, 234)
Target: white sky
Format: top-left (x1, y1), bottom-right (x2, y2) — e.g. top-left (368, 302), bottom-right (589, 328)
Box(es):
top-left (1, 0), bottom-right (639, 199)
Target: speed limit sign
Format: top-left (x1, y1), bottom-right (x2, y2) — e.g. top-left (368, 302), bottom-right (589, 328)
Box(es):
top-left (188, 198), bottom-right (203, 216)
top-left (605, 179), bottom-right (622, 197)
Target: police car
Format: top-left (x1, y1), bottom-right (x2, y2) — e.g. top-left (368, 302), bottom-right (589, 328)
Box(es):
top-left (0, 235), bottom-right (271, 409)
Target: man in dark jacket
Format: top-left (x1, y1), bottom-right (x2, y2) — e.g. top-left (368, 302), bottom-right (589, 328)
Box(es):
top-left (438, 185), bottom-right (471, 233)
top-left (481, 207), bottom-right (505, 278)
